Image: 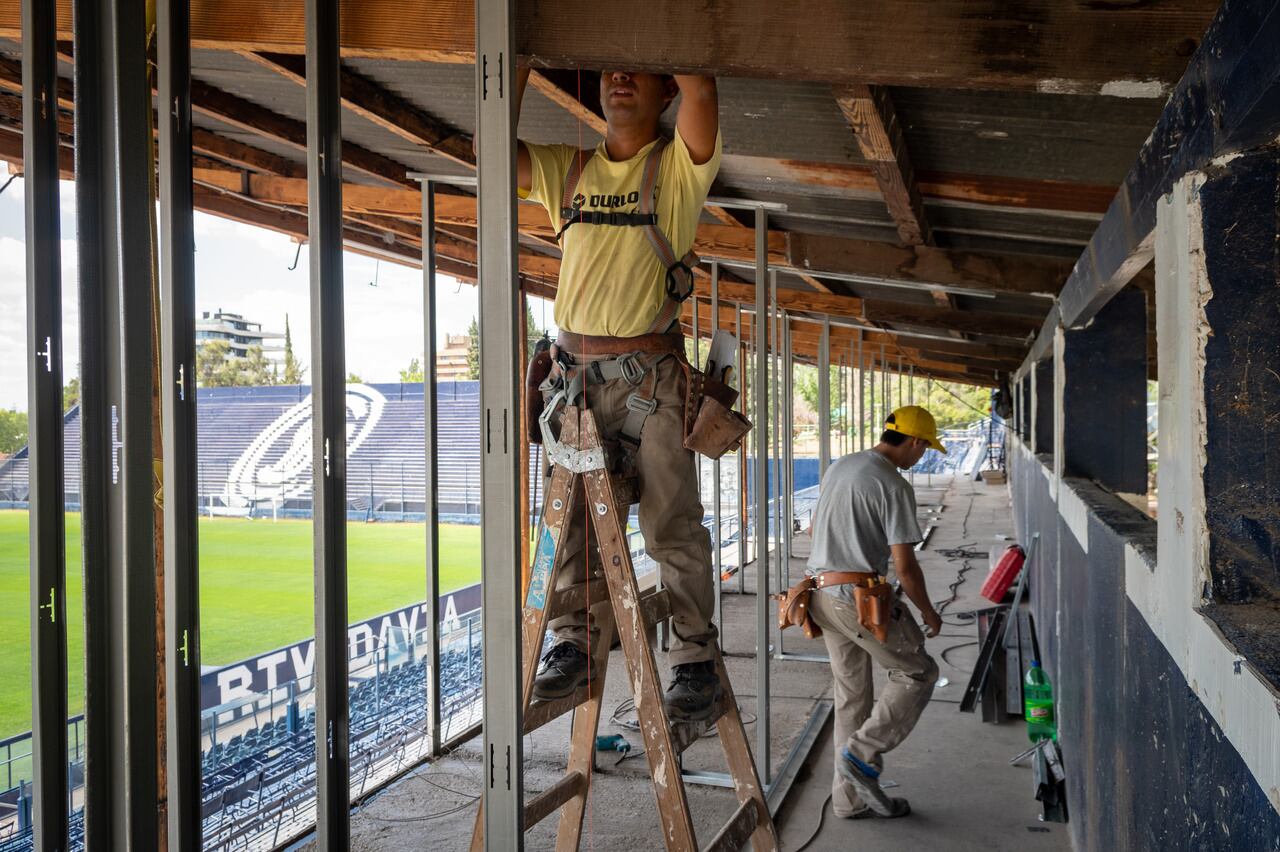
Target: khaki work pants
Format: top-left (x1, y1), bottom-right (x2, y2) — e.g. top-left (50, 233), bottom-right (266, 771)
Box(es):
top-left (543, 354), bottom-right (717, 666)
top-left (809, 590), bottom-right (939, 817)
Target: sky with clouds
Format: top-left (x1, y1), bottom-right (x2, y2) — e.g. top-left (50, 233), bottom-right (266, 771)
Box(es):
top-left (0, 169), bottom-right (556, 411)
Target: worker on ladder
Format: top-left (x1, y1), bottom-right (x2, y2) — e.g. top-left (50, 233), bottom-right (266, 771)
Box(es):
top-left (508, 66), bottom-right (724, 721)
top-left (803, 406), bottom-right (945, 819)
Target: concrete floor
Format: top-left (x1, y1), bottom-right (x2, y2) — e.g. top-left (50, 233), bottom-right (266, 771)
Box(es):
top-left (327, 472), bottom-right (1071, 851)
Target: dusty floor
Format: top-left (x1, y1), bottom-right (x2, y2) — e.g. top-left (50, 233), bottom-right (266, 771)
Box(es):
top-left (306, 471), bottom-right (1070, 851)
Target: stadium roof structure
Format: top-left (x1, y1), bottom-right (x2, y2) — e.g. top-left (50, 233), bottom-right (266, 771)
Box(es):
top-left (0, 0), bottom-right (1223, 386)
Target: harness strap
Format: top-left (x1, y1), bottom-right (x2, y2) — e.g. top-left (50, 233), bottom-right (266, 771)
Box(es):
top-left (557, 140), bottom-right (699, 335)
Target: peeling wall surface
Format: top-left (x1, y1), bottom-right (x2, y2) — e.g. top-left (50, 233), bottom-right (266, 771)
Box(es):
top-left (1010, 437), bottom-right (1280, 851)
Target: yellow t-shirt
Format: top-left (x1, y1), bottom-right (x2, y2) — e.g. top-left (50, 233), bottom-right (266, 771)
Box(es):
top-left (525, 130), bottom-right (722, 337)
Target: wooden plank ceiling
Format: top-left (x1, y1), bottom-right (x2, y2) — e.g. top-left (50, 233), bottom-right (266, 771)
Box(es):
top-left (0, 0), bottom-right (1219, 385)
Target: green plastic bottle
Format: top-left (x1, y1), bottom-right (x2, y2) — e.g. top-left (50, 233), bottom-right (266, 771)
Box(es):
top-left (1024, 660), bottom-right (1057, 742)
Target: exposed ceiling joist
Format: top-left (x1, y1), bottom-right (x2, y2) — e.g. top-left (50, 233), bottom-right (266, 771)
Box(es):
top-left (834, 84), bottom-right (931, 247)
top-left (239, 51), bottom-right (475, 167)
top-left (0, 0), bottom-right (1214, 95)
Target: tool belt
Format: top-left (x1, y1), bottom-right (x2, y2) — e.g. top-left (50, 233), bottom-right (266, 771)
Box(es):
top-left (529, 330), bottom-right (751, 462)
top-left (775, 571), bottom-right (894, 643)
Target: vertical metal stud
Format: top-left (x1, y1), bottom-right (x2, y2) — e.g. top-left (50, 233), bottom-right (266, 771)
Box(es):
top-left (753, 207), bottom-right (770, 784)
top-left (818, 318), bottom-right (831, 476)
top-left (422, 182), bottom-right (443, 756)
top-left (475, 0), bottom-right (524, 845)
top-left (158, 0), bottom-right (201, 842)
top-left (710, 262), bottom-right (722, 631)
top-left (305, 0), bottom-right (350, 842)
top-left (23, 0), bottom-right (69, 844)
top-left (74, 0), bottom-right (159, 843)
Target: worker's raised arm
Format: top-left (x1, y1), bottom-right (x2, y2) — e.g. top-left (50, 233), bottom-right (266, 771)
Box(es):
top-left (891, 543), bottom-right (942, 638)
top-left (673, 75), bottom-right (718, 165)
top-left (474, 64), bottom-right (534, 193)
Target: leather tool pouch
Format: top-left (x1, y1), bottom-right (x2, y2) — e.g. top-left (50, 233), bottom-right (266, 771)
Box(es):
top-left (774, 577), bottom-right (822, 640)
top-left (682, 368), bottom-right (752, 460)
top-left (853, 581), bottom-right (895, 644)
top-left (525, 349), bottom-right (553, 445)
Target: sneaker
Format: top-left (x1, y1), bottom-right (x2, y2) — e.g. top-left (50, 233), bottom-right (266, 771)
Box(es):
top-left (664, 661), bottom-right (723, 722)
top-left (836, 748), bottom-right (911, 818)
top-left (532, 642), bottom-right (592, 700)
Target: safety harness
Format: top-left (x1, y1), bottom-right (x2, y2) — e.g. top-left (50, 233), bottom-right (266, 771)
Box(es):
top-left (558, 137), bottom-right (699, 335)
top-left (538, 138), bottom-right (702, 460)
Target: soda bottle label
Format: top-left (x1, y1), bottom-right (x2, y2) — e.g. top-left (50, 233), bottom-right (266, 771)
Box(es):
top-left (1028, 706), bottom-right (1052, 720)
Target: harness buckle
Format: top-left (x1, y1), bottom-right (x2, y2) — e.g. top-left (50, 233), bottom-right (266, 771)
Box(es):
top-left (618, 353), bottom-right (646, 385)
top-left (625, 393), bottom-right (658, 416)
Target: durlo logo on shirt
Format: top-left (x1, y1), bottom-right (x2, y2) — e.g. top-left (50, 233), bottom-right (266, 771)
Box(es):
top-left (571, 190), bottom-right (643, 210)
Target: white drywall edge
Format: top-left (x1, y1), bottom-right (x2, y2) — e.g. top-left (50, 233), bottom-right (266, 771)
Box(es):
top-left (1134, 176), bottom-right (1280, 812)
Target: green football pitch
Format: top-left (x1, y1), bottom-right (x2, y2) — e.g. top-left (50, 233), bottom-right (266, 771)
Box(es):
top-left (0, 510), bottom-right (481, 740)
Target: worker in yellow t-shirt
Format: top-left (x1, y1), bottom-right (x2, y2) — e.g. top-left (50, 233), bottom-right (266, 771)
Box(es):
top-left (512, 68), bottom-right (723, 720)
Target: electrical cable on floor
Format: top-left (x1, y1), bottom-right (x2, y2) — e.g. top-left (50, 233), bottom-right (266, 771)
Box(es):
top-left (787, 792), bottom-right (833, 852)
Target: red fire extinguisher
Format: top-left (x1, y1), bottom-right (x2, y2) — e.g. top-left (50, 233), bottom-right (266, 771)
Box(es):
top-left (981, 544), bottom-right (1026, 603)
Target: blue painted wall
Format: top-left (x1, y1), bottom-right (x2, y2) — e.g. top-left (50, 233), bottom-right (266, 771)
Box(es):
top-left (1010, 439), bottom-right (1280, 850)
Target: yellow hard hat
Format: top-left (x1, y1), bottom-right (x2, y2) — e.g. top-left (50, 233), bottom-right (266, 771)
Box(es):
top-left (885, 406), bottom-right (946, 454)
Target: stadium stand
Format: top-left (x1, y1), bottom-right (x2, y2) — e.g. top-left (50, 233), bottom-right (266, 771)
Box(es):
top-left (0, 382), bottom-right (528, 521)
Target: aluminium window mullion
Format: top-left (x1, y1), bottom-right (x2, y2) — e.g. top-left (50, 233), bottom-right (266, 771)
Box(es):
top-left (305, 0), bottom-right (350, 844)
top-left (422, 181), bottom-right (443, 756)
top-left (157, 0), bottom-right (201, 844)
top-left (23, 0), bottom-right (70, 845)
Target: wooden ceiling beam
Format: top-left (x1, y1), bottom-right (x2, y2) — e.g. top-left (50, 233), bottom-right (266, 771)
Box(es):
top-left (186, 77), bottom-right (417, 188)
top-left (834, 84), bottom-right (931, 247)
top-left (1, 0), bottom-right (1215, 95)
top-left (0, 57), bottom-right (306, 177)
top-left (239, 51), bottom-right (475, 167)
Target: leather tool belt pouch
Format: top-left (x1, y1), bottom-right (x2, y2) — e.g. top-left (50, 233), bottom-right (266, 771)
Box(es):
top-left (525, 348), bottom-right (553, 445)
top-left (853, 581), bottom-right (895, 644)
top-left (682, 367), bottom-right (752, 460)
top-left (774, 577), bottom-right (822, 640)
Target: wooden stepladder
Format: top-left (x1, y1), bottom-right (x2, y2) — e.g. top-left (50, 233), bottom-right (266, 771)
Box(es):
top-left (470, 405), bottom-right (777, 852)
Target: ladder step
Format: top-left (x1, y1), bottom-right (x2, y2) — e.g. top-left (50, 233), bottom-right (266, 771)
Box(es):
top-left (546, 578), bottom-right (612, 621)
top-left (524, 770), bottom-right (587, 828)
top-left (670, 691), bottom-right (731, 756)
top-left (701, 797), bottom-right (760, 852)
top-left (525, 686), bottom-right (590, 734)
top-left (639, 588), bottom-right (671, 627)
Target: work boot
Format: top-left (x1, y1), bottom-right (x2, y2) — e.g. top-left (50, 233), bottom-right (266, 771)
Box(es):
top-left (532, 642), bottom-right (592, 700)
top-left (664, 661), bottom-right (723, 721)
top-left (837, 748), bottom-right (910, 818)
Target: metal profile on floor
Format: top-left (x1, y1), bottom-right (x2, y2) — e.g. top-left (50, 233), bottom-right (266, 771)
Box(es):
top-left (157, 0), bottom-right (202, 843)
top-left (22, 0), bottom-right (69, 844)
top-left (305, 0), bottom-right (351, 843)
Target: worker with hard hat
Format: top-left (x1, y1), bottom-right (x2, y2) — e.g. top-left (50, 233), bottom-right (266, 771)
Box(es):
top-left (804, 405), bottom-right (945, 819)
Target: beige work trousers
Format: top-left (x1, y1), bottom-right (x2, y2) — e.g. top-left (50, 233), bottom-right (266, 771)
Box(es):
top-left (809, 590), bottom-right (939, 817)
top-left (543, 353), bottom-right (717, 666)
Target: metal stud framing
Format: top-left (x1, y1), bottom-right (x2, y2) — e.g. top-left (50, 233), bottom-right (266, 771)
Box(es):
top-left (157, 0), bottom-right (202, 843)
top-left (23, 0), bottom-right (69, 844)
top-left (753, 205), bottom-right (771, 784)
top-left (73, 0), bottom-right (159, 843)
top-left (305, 0), bottom-right (351, 842)
top-left (475, 0), bottom-right (525, 845)
top-left (421, 180), bottom-right (444, 756)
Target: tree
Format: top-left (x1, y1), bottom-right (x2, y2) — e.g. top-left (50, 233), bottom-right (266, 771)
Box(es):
top-left (347, 372), bottom-right (363, 384)
top-left (240, 345), bottom-right (274, 386)
top-left (399, 357), bottom-right (424, 383)
top-left (196, 339), bottom-right (233, 387)
top-left (283, 313), bottom-right (306, 385)
top-left (196, 341), bottom-right (273, 387)
top-left (916, 379), bottom-right (990, 431)
top-left (62, 376), bottom-right (80, 412)
top-left (0, 409), bottom-right (26, 456)
top-left (465, 317), bottom-right (480, 380)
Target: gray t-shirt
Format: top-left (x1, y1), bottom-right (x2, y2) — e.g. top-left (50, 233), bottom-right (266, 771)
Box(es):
top-left (805, 450), bottom-right (922, 601)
